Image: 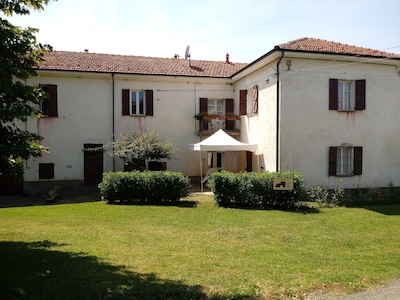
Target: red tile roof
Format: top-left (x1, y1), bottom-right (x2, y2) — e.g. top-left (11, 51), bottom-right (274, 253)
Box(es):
top-left (278, 37), bottom-right (400, 59)
top-left (38, 38), bottom-right (400, 77)
top-left (39, 51), bottom-right (248, 78)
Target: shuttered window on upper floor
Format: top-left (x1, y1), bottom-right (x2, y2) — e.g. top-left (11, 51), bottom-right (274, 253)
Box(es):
top-left (122, 89), bottom-right (153, 116)
top-left (329, 79), bottom-right (366, 111)
top-left (39, 84), bottom-right (58, 117)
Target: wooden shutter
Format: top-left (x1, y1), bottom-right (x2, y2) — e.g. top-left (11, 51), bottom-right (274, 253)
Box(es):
top-left (329, 79), bottom-right (338, 110)
top-left (122, 89), bottom-right (130, 115)
top-left (328, 147), bottom-right (337, 176)
top-left (225, 98), bottom-right (234, 130)
top-left (353, 146), bottom-right (363, 175)
top-left (355, 80), bottom-right (366, 110)
top-left (40, 84), bottom-right (58, 117)
top-left (239, 90), bottom-right (247, 115)
top-left (39, 163), bottom-right (54, 179)
top-left (199, 98), bottom-right (208, 113)
top-left (146, 90), bottom-right (153, 116)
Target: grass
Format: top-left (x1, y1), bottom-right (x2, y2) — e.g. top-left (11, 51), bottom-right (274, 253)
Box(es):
top-left (0, 194), bottom-right (399, 299)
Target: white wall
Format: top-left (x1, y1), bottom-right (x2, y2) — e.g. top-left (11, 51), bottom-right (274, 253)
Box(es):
top-left (279, 57), bottom-right (400, 189)
top-left (25, 73), bottom-right (113, 182)
top-left (24, 72), bottom-right (236, 183)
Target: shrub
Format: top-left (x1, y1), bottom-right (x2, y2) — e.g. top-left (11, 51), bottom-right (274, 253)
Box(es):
top-left (307, 180), bottom-right (344, 207)
top-left (98, 171), bottom-right (190, 204)
top-left (208, 170), bottom-right (307, 210)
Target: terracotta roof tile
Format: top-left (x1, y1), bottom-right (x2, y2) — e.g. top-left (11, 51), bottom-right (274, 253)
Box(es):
top-left (39, 39), bottom-right (400, 77)
top-left (278, 37), bottom-right (400, 59)
top-left (39, 51), bottom-right (248, 77)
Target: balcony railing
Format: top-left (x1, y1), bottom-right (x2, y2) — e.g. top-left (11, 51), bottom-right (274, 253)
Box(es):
top-left (195, 114), bottom-right (240, 136)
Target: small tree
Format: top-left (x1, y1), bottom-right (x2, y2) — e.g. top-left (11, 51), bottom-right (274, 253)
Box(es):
top-left (0, 0), bottom-right (54, 179)
top-left (107, 129), bottom-right (174, 171)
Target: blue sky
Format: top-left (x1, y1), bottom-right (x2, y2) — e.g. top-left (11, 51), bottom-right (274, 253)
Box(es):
top-left (4, 0), bottom-right (400, 62)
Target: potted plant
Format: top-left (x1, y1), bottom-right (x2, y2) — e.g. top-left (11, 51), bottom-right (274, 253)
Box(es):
top-left (226, 113), bottom-right (240, 120)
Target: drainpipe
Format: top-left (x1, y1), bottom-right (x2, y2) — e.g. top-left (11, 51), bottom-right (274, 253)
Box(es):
top-left (275, 48), bottom-right (284, 172)
top-left (111, 73), bottom-right (115, 171)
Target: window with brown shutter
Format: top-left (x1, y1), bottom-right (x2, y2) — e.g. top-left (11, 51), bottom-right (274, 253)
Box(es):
top-left (328, 145), bottom-right (363, 176)
top-left (199, 98), bottom-right (208, 113)
top-left (39, 84), bottom-right (58, 117)
top-left (329, 79), bottom-right (338, 110)
top-left (239, 90), bottom-right (247, 115)
top-left (353, 146), bottom-right (363, 175)
top-left (225, 98), bottom-right (234, 130)
top-left (122, 89), bottom-right (154, 116)
top-left (145, 90), bottom-right (153, 116)
top-left (122, 89), bottom-right (130, 115)
top-left (355, 80), bottom-right (366, 110)
top-left (39, 163), bottom-right (54, 179)
top-left (329, 79), bottom-right (366, 111)
top-left (328, 147), bottom-right (337, 176)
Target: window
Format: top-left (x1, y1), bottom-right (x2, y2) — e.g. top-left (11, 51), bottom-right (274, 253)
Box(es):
top-left (39, 84), bottom-right (58, 117)
top-left (208, 99), bottom-right (224, 116)
top-left (131, 90), bottom-right (145, 115)
top-left (337, 145), bottom-right (352, 175)
top-left (122, 89), bottom-right (153, 116)
top-left (329, 79), bottom-right (365, 111)
top-left (199, 98), bottom-right (235, 130)
top-left (39, 163), bottom-right (55, 179)
top-left (338, 81), bottom-right (352, 110)
top-left (240, 85), bottom-right (258, 115)
top-left (329, 145), bottom-right (362, 176)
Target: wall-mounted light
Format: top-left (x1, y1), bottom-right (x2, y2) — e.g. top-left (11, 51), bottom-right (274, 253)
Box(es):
top-left (286, 59), bottom-right (292, 71)
top-left (265, 78), bottom-right (270, 84)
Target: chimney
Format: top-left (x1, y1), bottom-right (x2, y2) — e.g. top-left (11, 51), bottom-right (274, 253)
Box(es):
top-left (226, 53), bottom-right (230, 63)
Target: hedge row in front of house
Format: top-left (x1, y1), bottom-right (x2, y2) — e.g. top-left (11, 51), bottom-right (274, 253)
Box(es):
top-left (208, 170), bottom-right (307, 210)
top-left (99, 171), bottom-right (190, 204)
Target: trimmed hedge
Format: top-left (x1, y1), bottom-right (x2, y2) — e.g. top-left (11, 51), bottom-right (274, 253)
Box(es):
top-left (208, 171), bottom-right (307, 210)
top-left (98, 171), bottom-right (190, 204)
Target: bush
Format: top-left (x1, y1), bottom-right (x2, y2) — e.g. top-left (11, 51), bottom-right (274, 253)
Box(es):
top-left (307, 181), bottom-right (344, 207)
top-left (208, 171), bottom-right (307, 210)
top-left (98, 171), bottom-right (190, 204)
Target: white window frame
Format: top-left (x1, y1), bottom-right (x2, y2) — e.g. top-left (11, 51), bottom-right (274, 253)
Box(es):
top-left (207, 99), bottom-right (224, 116)
top-left (131, 90), bottom-right (146, 115)
top-left (337, 144), bottom-right (353, 175)
top-left (338, 80), bottom-right (355, 111)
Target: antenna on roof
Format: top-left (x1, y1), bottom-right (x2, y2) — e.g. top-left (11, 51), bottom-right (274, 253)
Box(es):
top-left (185, 45), bottom-right (191, 66)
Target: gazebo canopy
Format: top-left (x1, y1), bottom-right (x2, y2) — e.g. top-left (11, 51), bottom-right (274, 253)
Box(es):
top-left (188, 129), bottom-right (258, 152)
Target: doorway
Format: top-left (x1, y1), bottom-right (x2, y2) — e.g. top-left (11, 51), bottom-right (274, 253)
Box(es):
top-left (84, 144), bottom-right (103, 186)
top-left (208, 152), bottom-right (222, 170)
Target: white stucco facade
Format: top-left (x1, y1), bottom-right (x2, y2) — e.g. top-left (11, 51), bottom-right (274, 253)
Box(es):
top-left (17, 41), bottom-right (400, 193)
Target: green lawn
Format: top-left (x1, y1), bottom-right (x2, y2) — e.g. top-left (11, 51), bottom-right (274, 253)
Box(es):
top-left (0, 194), bottom-right (399, 299)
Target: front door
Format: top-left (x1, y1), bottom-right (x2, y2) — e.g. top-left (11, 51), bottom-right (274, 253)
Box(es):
top-left (84, 144), bottom-right (103, 186)
top-left (246, 151), bottom-right (253, 172)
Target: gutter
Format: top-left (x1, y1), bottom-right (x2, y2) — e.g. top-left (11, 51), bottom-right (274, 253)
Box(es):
top-left (111, 73), bottom-right (115, 171)
top-left (275, 47), bottom-right (284, 172)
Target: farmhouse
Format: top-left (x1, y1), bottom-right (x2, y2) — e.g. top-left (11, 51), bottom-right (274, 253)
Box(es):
top-left (6, 37), bottom-right (400, 194)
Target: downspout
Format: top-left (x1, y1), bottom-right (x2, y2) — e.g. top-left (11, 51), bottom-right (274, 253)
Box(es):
top-left (111, 73), bottom-right (115, 171)
top-left (276, 48), bottom-right (284, 172)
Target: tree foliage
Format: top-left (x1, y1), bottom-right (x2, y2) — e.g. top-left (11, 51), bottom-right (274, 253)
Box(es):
top-left (107, 129), bottom-right (174, 171)
top-left (0, 0), bottom-right (53, 179)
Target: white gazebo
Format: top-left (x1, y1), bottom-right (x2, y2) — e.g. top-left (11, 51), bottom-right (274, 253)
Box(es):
top-left (188, 129), bottom-right (258, 191)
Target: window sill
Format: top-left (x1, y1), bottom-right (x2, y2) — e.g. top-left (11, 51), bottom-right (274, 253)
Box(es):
top-left (337, 109), bottom-right (355, 112)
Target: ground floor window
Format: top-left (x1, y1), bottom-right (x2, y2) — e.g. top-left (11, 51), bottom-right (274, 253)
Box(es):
top-left (329, 145), bottom-right (362, 176)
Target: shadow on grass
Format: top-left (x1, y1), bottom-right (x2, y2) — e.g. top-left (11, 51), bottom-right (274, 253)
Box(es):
top-left (0, 240), bottom-right (258, 300)
top-left (361, 204), bottom-right (400, 215)
top-left (107, 200), bottom-right (198, 208)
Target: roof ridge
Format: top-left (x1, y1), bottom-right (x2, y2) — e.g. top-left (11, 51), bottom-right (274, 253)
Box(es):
top-left (277, 37), bottom-right (400, 59)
